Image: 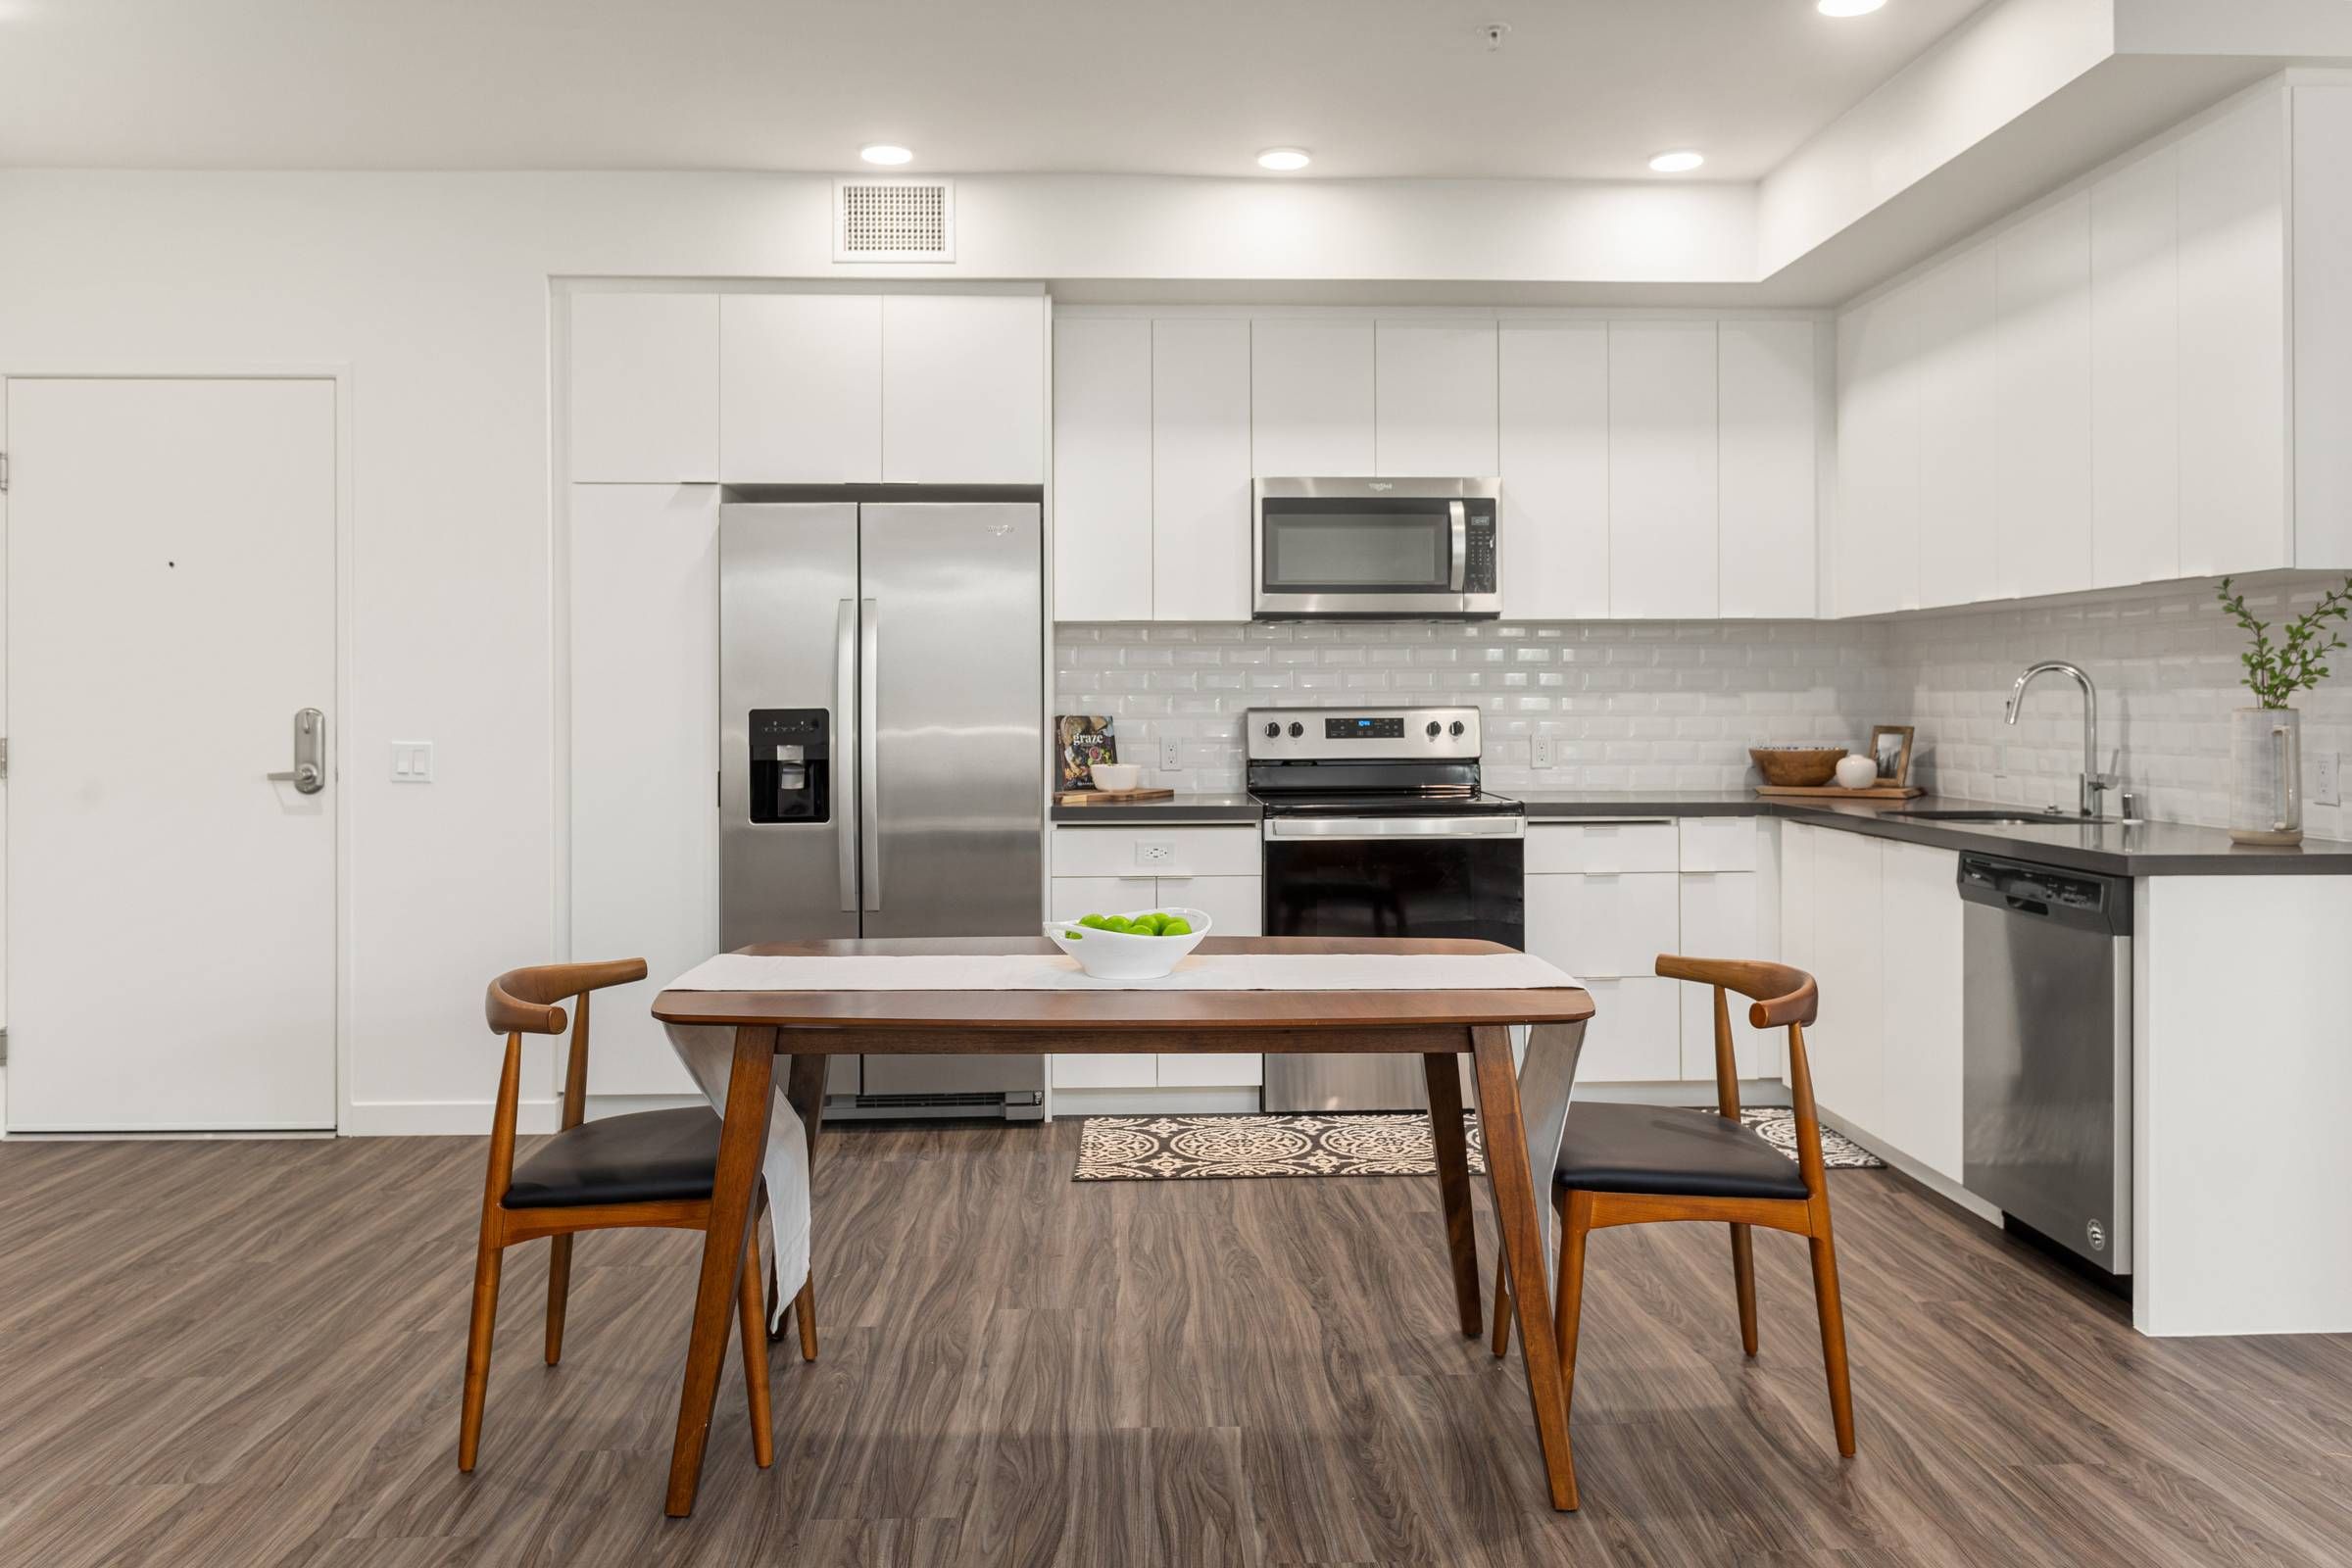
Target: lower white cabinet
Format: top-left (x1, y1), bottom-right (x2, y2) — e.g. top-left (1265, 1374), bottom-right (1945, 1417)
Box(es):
top-left (1568, 976), bottom-right (1683, 1082)
top-left (1804, 826), bottom-right (1886, 1137)
top-left (1677, 871), bottom-right (1777, 1080)
top-left (1524, 871), bottom-right (1678, 981)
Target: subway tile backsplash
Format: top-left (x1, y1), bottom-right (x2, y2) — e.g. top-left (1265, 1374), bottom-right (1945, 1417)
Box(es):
top-left (1056, 575), bottom-right (2352, 837)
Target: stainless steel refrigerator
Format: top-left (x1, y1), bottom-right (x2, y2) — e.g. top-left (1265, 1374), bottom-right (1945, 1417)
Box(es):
top-left (720, 497), bottom-right (1045, 1119)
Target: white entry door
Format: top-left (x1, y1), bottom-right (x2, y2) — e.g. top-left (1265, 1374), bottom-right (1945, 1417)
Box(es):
top-left (6, 377), bottom-right (338, 1130)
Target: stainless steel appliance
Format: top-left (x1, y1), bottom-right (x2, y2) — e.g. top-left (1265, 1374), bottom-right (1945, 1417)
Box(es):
top-left (1958, 852), bottom-right (2132, 1275)
top-left (721, 495), bottom-right (1045, 1119)
top-left (1253, 477), bottom-right (1499, 619)
top-left (1251, 706), bottom-right (1523, 1110)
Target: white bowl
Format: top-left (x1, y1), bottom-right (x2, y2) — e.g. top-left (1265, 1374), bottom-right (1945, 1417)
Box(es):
top-left (1089, 762), bottom-right (1142, 792)
top-left (1044, 906), bottom-right (1212, 980)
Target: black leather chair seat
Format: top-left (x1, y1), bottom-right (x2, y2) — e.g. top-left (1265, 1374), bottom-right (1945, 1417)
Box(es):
top-left (503, 1106), bottom-right (721, 1209)
top-left (1555, 1102), bottom-right (1810, 1201)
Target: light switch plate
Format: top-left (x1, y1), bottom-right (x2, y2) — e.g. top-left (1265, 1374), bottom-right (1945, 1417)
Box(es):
top-left (1532, 735), bottom-right (1555, 769)
top-left (1160, 737), bottom-right (1182, 771)
top-left (391, 741), bottom-right (434, 783)
top-left (2318, 751), bottom-right (2341, 808)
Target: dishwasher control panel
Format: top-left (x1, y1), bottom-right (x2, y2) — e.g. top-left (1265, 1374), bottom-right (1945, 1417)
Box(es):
top-left (1959, 855), bottom-right (2122, 923)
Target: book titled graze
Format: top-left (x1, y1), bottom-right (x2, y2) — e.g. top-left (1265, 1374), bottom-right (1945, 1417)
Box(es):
top-left (1055, 714), bottom-right (1116, 791)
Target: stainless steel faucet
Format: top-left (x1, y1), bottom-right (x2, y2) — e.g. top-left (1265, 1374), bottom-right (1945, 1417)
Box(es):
top-left (2004, 660), bottom-right (2116, 817)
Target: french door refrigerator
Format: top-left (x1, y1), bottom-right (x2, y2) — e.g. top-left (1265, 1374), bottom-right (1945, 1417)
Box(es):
top-left (720, 498), bottom-right (1045, 1118)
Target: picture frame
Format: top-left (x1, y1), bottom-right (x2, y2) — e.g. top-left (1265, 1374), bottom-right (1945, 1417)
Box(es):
top-left (1868, 724), bottom-right (1916, 788)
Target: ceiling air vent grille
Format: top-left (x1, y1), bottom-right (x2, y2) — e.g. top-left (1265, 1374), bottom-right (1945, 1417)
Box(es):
top-left (834, 177), bottom-right (956, 263)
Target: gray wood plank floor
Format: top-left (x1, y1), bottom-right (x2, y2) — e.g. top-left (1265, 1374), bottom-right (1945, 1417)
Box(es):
top-left (2, 1122), bottom-right (2347, 1567)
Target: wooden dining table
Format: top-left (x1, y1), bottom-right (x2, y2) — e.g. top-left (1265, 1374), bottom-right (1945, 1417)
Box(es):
top-left (650, 934), bottom-right (1593, 1518)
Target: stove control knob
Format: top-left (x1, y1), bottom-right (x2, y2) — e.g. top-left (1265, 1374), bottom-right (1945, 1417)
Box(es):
top-left (1448, 720), bottom-right (1466, 737)
top-left (1263, 721), bottom-right (1281, 739)
top-left (1288, 721), bottom-right (1304, 738)
top-left (1425, 720), bottom-right (1443, 738)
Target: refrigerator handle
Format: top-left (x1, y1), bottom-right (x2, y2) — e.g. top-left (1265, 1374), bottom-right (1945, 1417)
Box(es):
top-left (859, 597), bottom-right (881, 911)
top-left (834, 599), bottom-right (859, 913)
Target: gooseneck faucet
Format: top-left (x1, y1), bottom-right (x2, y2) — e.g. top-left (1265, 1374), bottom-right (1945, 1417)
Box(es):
top-left (2004, 660), bottom-right (2115, 817)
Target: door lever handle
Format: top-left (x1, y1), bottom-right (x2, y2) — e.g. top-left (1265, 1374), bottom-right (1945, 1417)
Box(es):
top-left (268, 708), bottom-right (327, 794)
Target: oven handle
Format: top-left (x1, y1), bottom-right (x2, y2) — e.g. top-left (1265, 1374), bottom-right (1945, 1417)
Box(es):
top-left (1447, 500), bottom-right (1468, 592)
top-left (1263, 814), bottom-right (1525, 841)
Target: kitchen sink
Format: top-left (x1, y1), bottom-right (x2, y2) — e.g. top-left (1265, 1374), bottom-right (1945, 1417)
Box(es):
top-left (1884, 808), bottom-right (2132, 826)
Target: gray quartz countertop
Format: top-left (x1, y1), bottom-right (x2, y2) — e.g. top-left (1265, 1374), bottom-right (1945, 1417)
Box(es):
top-left (1049, 792), bottom-right (1261, 824)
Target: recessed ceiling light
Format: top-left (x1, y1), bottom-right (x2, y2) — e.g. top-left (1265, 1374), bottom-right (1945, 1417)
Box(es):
top-left (1257, 147), bottom-right (1312, 172)
top-left (1817, 0), bottom-right (1886, 16)
top-left (859, 144), bottom-right (913, 166)
top-left (1647, 150), bottom-right (1705, 173)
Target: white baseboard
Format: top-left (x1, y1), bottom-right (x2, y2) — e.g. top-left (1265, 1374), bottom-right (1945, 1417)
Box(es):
top-left (338, 1099), bottom-right (561, 1137)
top-left (1051, 1087), bottom-right (1261, 1118)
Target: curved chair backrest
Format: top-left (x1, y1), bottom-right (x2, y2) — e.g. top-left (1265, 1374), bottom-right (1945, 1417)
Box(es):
top-left (1653, 956), bottom-right (1817, 1029)
top-left (485, 958), bottom-right (649, 1037)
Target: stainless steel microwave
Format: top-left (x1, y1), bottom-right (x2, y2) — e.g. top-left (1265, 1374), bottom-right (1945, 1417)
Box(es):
top-left (1252, 477), bottom-right (1500, 619)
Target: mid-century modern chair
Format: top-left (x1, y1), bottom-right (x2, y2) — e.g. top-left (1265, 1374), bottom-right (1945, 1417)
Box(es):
top-left (1492, 956), bottom-right (1855, 1457)
top-left (459, 957), bottom-right (816, 1473)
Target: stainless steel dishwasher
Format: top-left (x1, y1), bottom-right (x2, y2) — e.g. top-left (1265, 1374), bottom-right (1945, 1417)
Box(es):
top-left (1958, 853), bottom-right (2132, 1277)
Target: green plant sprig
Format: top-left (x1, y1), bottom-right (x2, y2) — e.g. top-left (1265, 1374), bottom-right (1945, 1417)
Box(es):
top-left (2217, 574), bottom-right (2352, 710)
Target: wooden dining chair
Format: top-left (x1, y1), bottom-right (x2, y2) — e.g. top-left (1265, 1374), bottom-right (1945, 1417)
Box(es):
top-left (459, 957), bottom-right (817, 1474)
top-left (1491, 956), bottom-right (1855, 1458)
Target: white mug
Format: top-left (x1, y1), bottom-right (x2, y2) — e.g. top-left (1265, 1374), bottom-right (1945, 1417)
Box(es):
top-left (1834, 754), bottom-right (1879, 790)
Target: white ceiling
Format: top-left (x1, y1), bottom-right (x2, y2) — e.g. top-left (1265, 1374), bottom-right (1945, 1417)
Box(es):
top-left (0, 0), bottom-right (1986, 179)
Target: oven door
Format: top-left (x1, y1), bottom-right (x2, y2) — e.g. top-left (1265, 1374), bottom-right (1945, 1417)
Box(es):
top-left (1259, 814), bottom-right (1524, 1111)
top-left (1254, 478), bottom-right (1499, 618)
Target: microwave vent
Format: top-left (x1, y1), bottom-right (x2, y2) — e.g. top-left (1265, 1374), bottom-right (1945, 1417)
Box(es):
top-left (834, 177), bottom-right (956, 263)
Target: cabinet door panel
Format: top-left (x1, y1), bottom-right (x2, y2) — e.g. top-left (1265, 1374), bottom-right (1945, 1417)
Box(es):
top-left (1525, 820), bottom-right (1679, 874)
top-left (1498, 323), bottom-right (1609, 619)
top-left (1153, 319), bottom-right (1254, 620)
top-left (882, 295), bottom-right (1046, 483)
top-left (1879, 843), bottom-right (1964, 1180)
top-left (1525, 871), bottom-right (1678, 979)
top-left (1049, 876), bottom-right (1157, 1088)
top-left (570, 293), bottom-right (718, 483)
top-left (1677, 871), bottom-right (1776, 1080)
top-left (1717, 319), bottom-right (1817, 618)
top-left (1251, 320), bottom-right (1375, 475)
top-left (1568, 977), bottom-right (1683, 1083)
top-left (719, 294), bottom-right (882, 483)
top-left (1375, 322), bottom-right (1498, 475)
top-left (1837, 291), bottom-right (1920, 615)
top-left (1913, 246), bottom-right (1999, 608)
top-left (1806, 830), bottom-right (1885, 1137)
top-left (1677, 815), bottom-right (1759, 873)
top-left (1995, 193), bottom-right (2093, 600)
top-left (1609, 322), bottom-right (1719, 618)
top-left (570, 483), bottom-right (715, 1095)
top-left (2090, 150), bottom-right (2180, 588)
top-left (1052, 317), bottom-right (1152, 619)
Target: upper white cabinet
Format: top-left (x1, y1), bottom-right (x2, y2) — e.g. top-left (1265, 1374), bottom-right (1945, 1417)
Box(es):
top-left (1251, 319), bottom-right (1376, 475)
top-left (1152, 319), bottom-right (1254, 621)
top-left (1374, 321), bottom-right (1498, 475)
top-left (2293, 84), bottom-right (2352, 569)
top-left (1497, 323), bottom-right (1609, 620)
top-left (720, 294), bottom-right (883, 483)
top-left (1993, 192), bottom-right (2093, 602)
top-left (569, 293), bottom-right (718, 483)
top-left (2089, 148), bottom-right (2180, 589)
top-left (1835, 292), bottom-right (1918, 617)
top-left (1911, 245), bottom-right (1999, 609)
top-left (881, 294), bottom-right (1047, 484)
top-left (1052, 317), bottom-right (1152, 620)
top-left (1608, 322), bottom-right (1720, 619)
top-left (1717, 319), bottom-right (1817, 618)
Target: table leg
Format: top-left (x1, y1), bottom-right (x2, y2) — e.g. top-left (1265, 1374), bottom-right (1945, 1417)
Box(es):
top-left (1421, 1053), bottom-right (1482, 1338)
top-left (1472, 1020), bottom-right (1586, 1512)
top-left (664, 1024), bottom-right (776, 1518)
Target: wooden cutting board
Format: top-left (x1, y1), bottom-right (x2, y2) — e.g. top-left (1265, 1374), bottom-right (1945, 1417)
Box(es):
top-left (1054, 787), bottom-right (1178, 807)
top-left (1753, 784), bottom-right (1926, 801)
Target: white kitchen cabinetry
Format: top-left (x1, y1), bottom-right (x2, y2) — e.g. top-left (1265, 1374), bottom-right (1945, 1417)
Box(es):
top-left (1911, 245), bottom-right (1999, 609)
top-left (1052, 317), bottom-right (1152, 620)
top-left (1047, 875), bottom-right (1156, 1089)
top-left (569, 293), bottom-right (718, 483)
top-left (1717, 319), bottom-right (1817, 618)
top-left (568, 483), bottom-right (714, 1096)
top-left (1608, 322), bottom-right (1719, 619)
top-left (1994, 192), bottom-right (2094, 602)
top-left (1152, 319), bottom-right (1254, 621)
top-left (1375, 322), bottom-right (1498, 475)
top-left (1677, 871), bottom-right (1773, 1080)
top-left (2089, 149), bottom-right (2180, 588)
top-left (1497, 323), bottom-right (1609, 620)
top-left (1251, 319), bottom-right (1375, 476)
top-left (1835, 292), bottom-right (1918, 617)
top-left (1568, 977), bottom-right (1684, 1083)
top-left (719, 294), bottom-right (883, 483)
top-left (880, 294), bottom-right (1046, 484)
top-left (1877, 841), bottom-right (1964, 1181)
top-left (1526, 870), bottom-right (1679, 981)
top-left (1804, 826), bottom-right (1886, 1138)
top-left (1151, 873), bottom-right (1263, 1086)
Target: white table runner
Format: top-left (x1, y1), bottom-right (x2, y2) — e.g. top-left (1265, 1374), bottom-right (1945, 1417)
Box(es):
top-left (664, 951), bottom-right (1582, 994)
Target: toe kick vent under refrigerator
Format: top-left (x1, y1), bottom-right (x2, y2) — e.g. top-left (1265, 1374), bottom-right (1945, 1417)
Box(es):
top-left (720, 496), bottom-right (1044, 1119)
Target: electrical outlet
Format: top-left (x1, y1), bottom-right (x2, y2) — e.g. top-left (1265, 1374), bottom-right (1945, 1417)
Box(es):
top-left (2318, 751), bottom-right (2342, 808)
top-left (1136, 841), bottom-right (1175, 867)
top-left (390, 741), bottom-right (434, 782)
top-left (1160, 737), bottom-right (1182, 771)
top-left (1531, 735), bottom-right (1555, 769)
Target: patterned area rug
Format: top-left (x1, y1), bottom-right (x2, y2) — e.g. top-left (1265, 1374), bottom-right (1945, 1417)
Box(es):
top-left (1072, 1107), bottom-right (1884, 1182)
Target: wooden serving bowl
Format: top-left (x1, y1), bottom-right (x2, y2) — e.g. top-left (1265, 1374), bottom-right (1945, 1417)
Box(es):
top-left (1747, 746), bottom-right (1846, 788)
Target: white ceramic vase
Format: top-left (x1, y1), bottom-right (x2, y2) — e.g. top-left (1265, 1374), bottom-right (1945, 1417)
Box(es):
top-left (2229, 707), bottom-right (2303, 846)
top-left (1833, 754), bottom-right (1879, 791)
